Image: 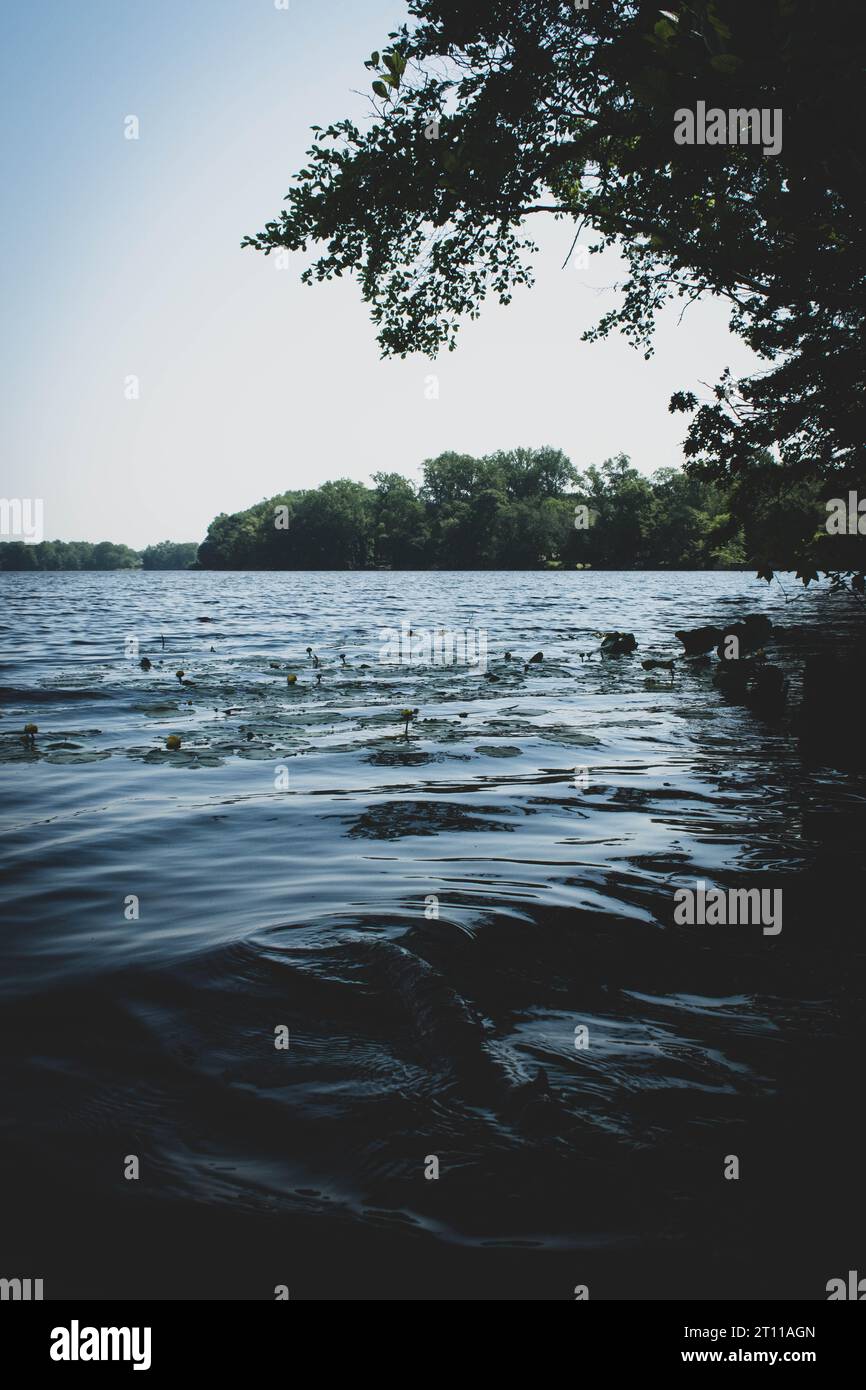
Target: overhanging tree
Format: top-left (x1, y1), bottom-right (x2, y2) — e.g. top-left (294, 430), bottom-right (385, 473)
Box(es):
top-left (244, 0), bottom-right (865, 583)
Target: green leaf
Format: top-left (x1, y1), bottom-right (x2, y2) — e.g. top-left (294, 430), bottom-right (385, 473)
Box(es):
top-left (654, 19), bottom-right (676, 41)
top-left (372, 80), bottom-right (389, 99)
top-left (383, 50), bottom-right (406, 82)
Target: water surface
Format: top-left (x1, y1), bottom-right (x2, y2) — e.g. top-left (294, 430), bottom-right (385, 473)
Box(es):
top-left (1, 570), bottom-right (863, 1299)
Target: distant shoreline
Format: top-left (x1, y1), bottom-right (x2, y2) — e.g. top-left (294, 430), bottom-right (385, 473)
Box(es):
top-left (0, 563), bottom-right (757, 575)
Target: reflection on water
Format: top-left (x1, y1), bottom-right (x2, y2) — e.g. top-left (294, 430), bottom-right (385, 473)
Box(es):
top-left (0, 570), bottom-right (863, 1298)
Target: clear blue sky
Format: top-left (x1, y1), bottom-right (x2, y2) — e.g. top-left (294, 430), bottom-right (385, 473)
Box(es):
top-left (1, 0), bottom-right (759, 548)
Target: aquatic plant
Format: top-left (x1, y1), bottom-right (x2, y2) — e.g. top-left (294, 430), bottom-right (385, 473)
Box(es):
top-left (23, 722), bottom-right (38, 748)
top-left (286, 673), bottom-right (298, 686)
top-left (165, 735), bottom-right (182, 751)
top-left (400, 707), bottom-right (418, 737)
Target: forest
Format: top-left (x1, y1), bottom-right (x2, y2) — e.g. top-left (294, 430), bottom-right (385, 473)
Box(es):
top-left (0, 539), bottom-right (199, 571)
top-left (195, 449), bottom-right (740, 570)
top-left (194, 447), bottom-right (838, 572)
top-left (3, 449), bottom-right (851, 575)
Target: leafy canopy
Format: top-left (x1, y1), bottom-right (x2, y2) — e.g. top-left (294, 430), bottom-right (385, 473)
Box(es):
top-left (244, 0), bottom-right (865, 582)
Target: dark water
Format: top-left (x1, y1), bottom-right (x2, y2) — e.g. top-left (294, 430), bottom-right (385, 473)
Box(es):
top-left (1, 570), bottom-right (863, 1300)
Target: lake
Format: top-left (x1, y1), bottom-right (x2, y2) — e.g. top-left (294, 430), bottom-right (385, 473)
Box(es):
top-left (1, 569), bottom-right (863, 1299)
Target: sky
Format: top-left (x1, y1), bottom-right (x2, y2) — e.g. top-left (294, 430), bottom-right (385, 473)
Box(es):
top-left (1, 0), bottom-right (760, 549)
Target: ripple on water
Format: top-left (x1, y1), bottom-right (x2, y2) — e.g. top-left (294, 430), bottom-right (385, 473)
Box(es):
top-left (1, 569), bottom-right (864, 1293)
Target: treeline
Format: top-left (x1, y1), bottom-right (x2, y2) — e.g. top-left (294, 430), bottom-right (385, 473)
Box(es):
top-left (3, 449), bottom-right (837, 575)
top-left (197, 449), bottom-right (750, 571)
top-left (0, 540), bottom-right (199, 571)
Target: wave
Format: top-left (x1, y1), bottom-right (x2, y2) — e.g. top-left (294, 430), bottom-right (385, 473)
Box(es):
top-left (0, 684), bottom-right (111, 702)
